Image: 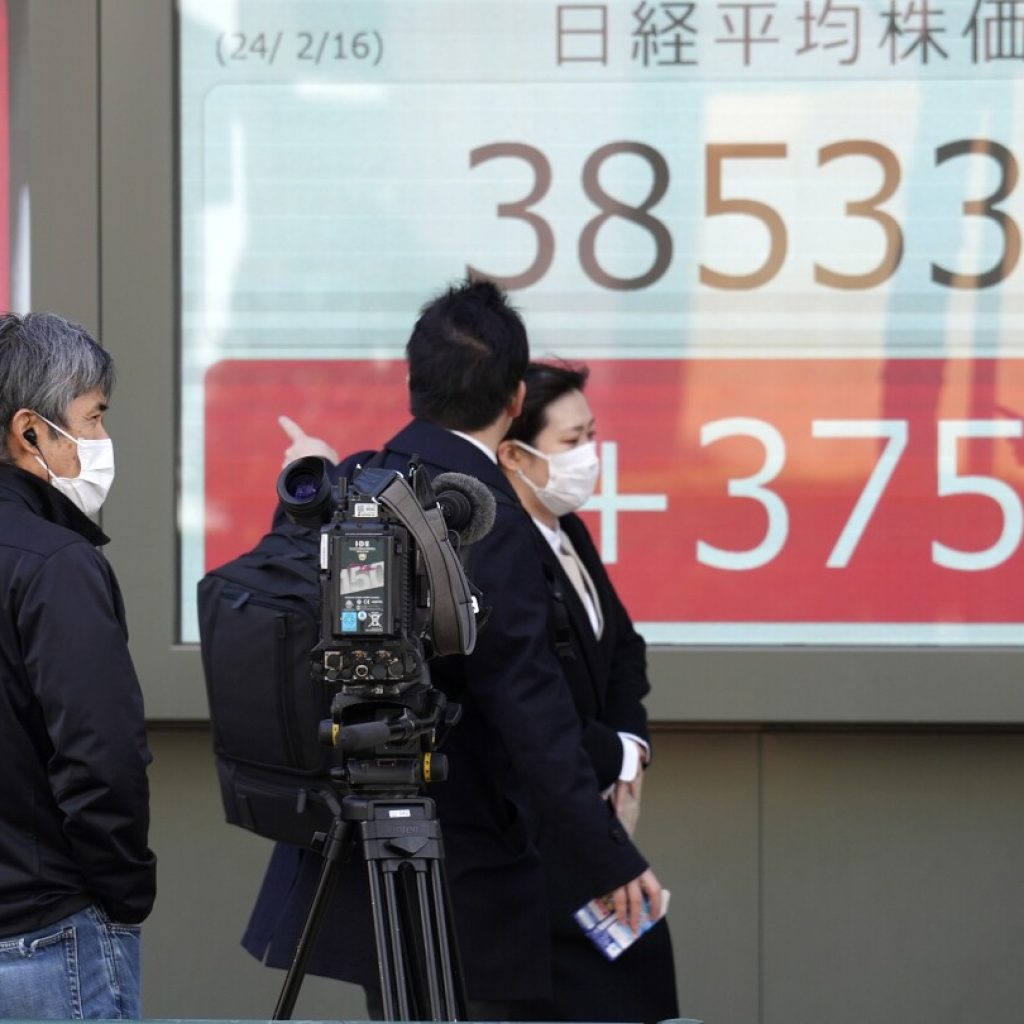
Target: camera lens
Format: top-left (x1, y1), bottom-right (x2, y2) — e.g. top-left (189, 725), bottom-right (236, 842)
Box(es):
top-left (277, 456), bottom-right (334, 528)
top-left (285, 472), bottom-right (320, 503)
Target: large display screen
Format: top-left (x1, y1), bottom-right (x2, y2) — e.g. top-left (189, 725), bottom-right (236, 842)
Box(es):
top-left (179, 0), bottom-right (1024, 645)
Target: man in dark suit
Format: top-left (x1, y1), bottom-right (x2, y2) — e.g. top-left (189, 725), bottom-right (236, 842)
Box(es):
top-left (243, 280), bottom-right (662, 1019)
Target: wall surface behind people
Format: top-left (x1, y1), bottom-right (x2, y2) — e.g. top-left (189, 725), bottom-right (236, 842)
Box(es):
top-left (13, 2), bottom-right (1024, 1022)
top-left (143, 725), bottom-right (1024, 1024)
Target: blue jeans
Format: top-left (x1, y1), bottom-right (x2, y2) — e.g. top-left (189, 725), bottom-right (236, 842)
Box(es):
top-left (0, 904), bottom-right (142, 1019)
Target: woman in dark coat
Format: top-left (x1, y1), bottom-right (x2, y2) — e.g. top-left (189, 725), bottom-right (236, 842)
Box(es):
top-left (496, 361), bottom-right (679, 1024)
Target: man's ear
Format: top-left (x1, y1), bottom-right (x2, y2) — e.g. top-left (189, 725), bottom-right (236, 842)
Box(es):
top-left (6, 409), bottom-right (47, 474)
top-left (9, 408), bottom-right (39, 454)
top-left (508, 380), bottom-right (526, 419)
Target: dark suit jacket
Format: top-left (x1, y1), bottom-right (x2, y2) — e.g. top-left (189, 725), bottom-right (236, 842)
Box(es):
top-left (536, 512), bottom-right (650, 790)
top-left (243, 420), bottom-right (647, 1001)
top-left (529, 512), bottom-right (678, 1023)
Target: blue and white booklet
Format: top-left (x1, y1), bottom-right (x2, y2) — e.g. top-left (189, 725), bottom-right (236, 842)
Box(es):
top-left (573, 889), bottom-right (671, 961)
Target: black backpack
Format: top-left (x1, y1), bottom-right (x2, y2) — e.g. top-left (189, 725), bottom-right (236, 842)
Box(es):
top-left (197, 520), bottom-right (341, 848)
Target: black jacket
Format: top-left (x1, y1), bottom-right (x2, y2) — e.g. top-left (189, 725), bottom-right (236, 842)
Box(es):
top-left (0, 465), bottom-right (156, 937)
top-left (540, 512), bottom-right (650, 789)
top-left (243, 421), bottom-right (647, 1000)
top-left (533, 512), bottom-right (678, 1023)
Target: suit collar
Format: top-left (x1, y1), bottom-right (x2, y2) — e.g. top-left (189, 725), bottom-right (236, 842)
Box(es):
top-left (386, 419), bottom-right (520, 504)
top-left (448, 429), bottom-right (498, 465)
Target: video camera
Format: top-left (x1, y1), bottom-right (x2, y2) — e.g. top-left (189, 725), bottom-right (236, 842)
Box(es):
top-left (276, 455), bottom-right (495, 790)
top-left (267, 456), bottom-right (494, 1021)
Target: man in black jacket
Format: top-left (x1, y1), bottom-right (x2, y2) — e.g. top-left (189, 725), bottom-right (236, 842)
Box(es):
top-left (0, 313), bottom-right (156, 1019)
top-left (243, 280), bottom-right (663, 1018)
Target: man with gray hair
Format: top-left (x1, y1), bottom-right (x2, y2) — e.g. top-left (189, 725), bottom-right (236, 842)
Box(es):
top-left (0, 313), bottom-right (156, 1018)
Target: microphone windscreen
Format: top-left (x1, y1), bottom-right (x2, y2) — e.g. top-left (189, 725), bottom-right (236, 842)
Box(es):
top-left (433, 472), bottom-right (497, 545)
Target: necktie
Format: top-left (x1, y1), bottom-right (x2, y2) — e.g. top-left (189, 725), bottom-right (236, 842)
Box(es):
top-left (557, 532), bottom-right (604, 638)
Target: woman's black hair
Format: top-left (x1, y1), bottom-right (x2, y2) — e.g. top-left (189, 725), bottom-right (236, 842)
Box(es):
top-left (504, 360), bottom-right (590, 446)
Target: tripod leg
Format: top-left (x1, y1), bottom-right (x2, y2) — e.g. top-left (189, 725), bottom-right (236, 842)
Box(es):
top-left (383, 859), bottom-right (466, 1021)
top-left (273, 820), bottom-right (353, 1020)
top-left (353, 796), bottom-right (469, 1021)
top-left (379, 863), bottom-right (451, 1022)
top-left (371, 857), bottom-right (457, 1021)
top-left (378, 866), bottom-right (412, 1021)
top-left (413, 869), bottom-right (444, 1018)
top-left (429, 860), bottom-right (466, 1020)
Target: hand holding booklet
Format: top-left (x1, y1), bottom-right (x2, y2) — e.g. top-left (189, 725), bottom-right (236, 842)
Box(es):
top-left (573, 888), bottom-right (671, 961)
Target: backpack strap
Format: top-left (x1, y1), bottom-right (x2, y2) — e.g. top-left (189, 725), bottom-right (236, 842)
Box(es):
top-left (541, 560), bottom-right (576, 661)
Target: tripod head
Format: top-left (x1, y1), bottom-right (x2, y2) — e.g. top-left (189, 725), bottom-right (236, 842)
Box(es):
top-left (323, 678), bottom-right (462, 794)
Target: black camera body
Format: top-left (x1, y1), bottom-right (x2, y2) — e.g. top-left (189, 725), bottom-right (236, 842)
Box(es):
top-left (277, 455), bottom-right (491, 789)
top-left (315, 484), bottom-right (422, 694)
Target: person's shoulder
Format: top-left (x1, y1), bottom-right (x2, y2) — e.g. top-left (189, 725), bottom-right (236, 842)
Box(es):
top-left (0, 513), bottom-right (109, 610)
top-left (468, 502), bottom-right (547, 575)
top-left (0, 505), bottom-right (99, 563)
top-left (486, 498), bottom-right (535, 536)
top-left (331, 448), bottom-right (379, 480)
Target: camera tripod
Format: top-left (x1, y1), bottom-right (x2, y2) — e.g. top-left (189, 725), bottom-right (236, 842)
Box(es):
top-left (272, 705), bottom-right (468, 1022)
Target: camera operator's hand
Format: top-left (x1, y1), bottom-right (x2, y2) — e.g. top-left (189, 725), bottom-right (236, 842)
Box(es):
top-left (278, 415), bottom-right (339, 467)
top-left (611, 867), bottom-right (663, 934)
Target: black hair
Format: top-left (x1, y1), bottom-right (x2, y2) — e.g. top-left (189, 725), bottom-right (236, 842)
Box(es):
top-left (504, 360), bottom-right (590, 447)
top-left (406, 279), bottom-right (530, 431)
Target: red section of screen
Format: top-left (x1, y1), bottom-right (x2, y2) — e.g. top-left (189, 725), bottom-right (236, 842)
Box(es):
top-left (205, 358), bottom-right (1024, 625)
top-left (204, 358), bottom-right (410, 568)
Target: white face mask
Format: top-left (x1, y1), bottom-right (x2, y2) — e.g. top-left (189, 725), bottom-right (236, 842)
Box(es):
top-left (514, 440), bottom-right (599, 517)
top-left (33, 414), bottom-right (115, 518)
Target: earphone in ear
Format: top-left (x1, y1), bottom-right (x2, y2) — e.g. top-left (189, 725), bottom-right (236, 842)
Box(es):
top-left (23, 427), bottom-right (38, 447)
